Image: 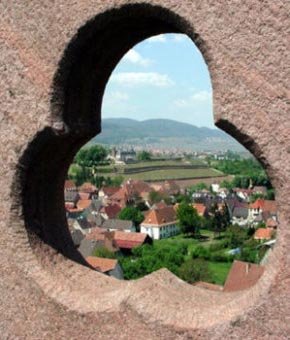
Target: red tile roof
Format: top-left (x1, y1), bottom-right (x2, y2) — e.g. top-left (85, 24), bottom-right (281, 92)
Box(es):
top-left (64, 180), bottom-right (76, 190)
top-left (85, 227), bottom-right (106, 241)
top-left (79, 182), bottom-right (97, 193)
top-left (113, 231), bottom-right (149, 249)
top-left (110, 188), bottom-right (129, 203)
top-left (250, 199), bottom-right (277, 214)
top-left (100, 187), bottom-right (120, 197)
top-left (159, 180), bottom-right (180, 194)
top-left (153, 201), bottom-right (168, 209)
top-left (76, 199), bottom-right (92, 210)
top-left (223, 260), bottom-right (264, 292)
top-left (142, 206), bottom-right (177, 226)
top-left (254, 228), bottom-right (273, 240)
top-left (101, 204), bottom-right (121, 219)
top-left (123, 179), bottom-right (152, 195)
top-left (266, 218), bottom-right (278, 228)
top-left (192, 203), bottom-right (207, 217)
top-left (79, 192), bottom-right (91, 200)
top-left (86, 256), bottom-right (118, 272)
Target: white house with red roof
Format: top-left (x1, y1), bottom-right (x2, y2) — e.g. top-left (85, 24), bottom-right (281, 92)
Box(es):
top-left (140, 206), bottom-right (179, 240)
top-left (249, 199), bottom-right (277, 224)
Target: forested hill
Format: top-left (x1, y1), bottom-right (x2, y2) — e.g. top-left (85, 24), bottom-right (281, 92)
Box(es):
top-left (92, 118), bottom-right (245, 151)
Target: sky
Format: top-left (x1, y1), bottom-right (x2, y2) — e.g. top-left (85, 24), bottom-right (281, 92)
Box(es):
top-left (102, 33), bottom-right (214, 128)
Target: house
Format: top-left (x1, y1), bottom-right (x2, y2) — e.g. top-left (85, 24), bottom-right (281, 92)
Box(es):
top-left (109, 179), bottom-right (152, 208)
top-left (159, 180), bottom-right (180, 196)
top-left (64, 190), bottom-right (80, 205)
top-left (174, 202), bottom-right (206, 217)
top-left (73, 216), bottom-right (95, 234)
top-left (113, 231), bottom-right (152, 250)
top-left (233, 188), bottom-right (253, 202)
top-left (140, 206), bottom-right (179, 240)
top-left (115, 149), bottom-right (137, 163)
top-left (64, 179), bottom-right (77, 191)
top-left (192, 203), bottom-right (207, 217)
top-left (78, 239), bottom-right (101, 258)
top-left (223, 260), bottom-right (264, 292)
top-left (86, 256), bottom-right (123, 279)
top-left (102, 219), bottom-right (135, 232)
top-left (70, 229), bottom-right (85, 247)
top-left (151, 201), bottom-right (168, 210)
top-left (211, 183), bottom-right (220, 193)
top-left (100, 204), bottom-right (122, 219)
top-left (217, 188), bottom-right (228, 199)
top-left (76, 199), bottom-right (93, 211)
top-left (266, 218), bottom-right (278, 229)
top-left (252, 186), bottom-right (267, 196)
top-left (254, 228), bottom-right (274, 241)
top-left (85, 229), bottom-right (119, 254)
top-left (232, 206), bottom-right (249, 226)
top-left (79, 182), bottom-right (98, 196)
top-left (109, 188), bottom-right (131, 208)
top-left (98, 187), bottom-right (120, 204)
top-left (249, 199), bottom-right (277, 223)
top-left (86, 213), bottom-right (105, 227)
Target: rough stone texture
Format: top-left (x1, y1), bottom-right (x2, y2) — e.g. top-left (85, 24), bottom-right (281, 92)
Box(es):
top-left (0, 1), bottom-right (289, 339)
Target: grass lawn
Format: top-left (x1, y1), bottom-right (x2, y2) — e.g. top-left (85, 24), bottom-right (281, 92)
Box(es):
top-left (208, 262), bottom-right (232, 285)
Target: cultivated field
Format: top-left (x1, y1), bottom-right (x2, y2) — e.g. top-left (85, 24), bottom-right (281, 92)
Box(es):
top-left (69, 159), bottom-right (226, 183)
top-left (109, 168), bottom-right (224, 181)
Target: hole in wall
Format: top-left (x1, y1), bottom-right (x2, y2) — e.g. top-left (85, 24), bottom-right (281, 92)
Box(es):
top-left (63, 32), bottom-right (278, 289)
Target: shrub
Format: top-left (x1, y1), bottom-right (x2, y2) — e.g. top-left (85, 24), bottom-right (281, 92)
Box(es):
top-left (178, 258), bottom-right (213, 284)
top-left (191, 246), bottom-right (211, 260)
top-left (210, 251), bottom-right (234, 263)
top-left (209, 241), bottom-right (227, 252)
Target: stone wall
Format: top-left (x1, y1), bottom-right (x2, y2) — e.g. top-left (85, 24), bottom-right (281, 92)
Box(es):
top-left (0, 1), bottom-right (289, 338)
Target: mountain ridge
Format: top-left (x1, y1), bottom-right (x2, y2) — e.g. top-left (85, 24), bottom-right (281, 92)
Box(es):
top-left (92, 118), bottom-right (244, 151)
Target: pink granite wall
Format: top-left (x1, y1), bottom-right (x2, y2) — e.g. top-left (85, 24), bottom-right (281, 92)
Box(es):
top-left (0, 1), bottom-right (289, 338)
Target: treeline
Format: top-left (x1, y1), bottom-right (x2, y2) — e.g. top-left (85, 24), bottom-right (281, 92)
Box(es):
top-left (213, 158), bottom-right (272, 189)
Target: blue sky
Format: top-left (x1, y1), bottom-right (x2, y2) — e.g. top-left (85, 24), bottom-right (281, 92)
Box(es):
top-left (102, 33), bottom-right (214, 128)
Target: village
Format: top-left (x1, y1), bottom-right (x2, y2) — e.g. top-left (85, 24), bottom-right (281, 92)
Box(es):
top-left (65, 166), bottom-right (278, 291)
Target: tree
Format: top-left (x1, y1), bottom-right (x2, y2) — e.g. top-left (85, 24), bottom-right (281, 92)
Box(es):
top-left (178, 258), bottom-right (213, 284)
top-left (188, 182), bottom-right (208, 194)
top-left (210, 203), bottom-right (230, 238)
top-left (74, 145), bottom-right (108, 167)
top-left (118, 206), bottom-right (144, 226)
top-left (149, 190), bottom-right (171, 205)
top-left (176, 202), bottom-right (201, 236)
top-left (137, 150), bottom-right (151, 161)
top-left (175, 193), bottom-right (191, 204)
top-left (220, 180), bottom-right (234, 190)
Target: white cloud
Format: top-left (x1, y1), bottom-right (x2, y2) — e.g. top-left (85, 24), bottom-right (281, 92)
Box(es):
top-left (105, 91), bottom-right (129, 105)
top-left (111, 72), bottom-right (174, 87)
top-left (123, 49), bottom-right (152, 67)
top-left (174, 90), bottom-right (212, 107)
top-left (147, 34), bottom-right (166, 43)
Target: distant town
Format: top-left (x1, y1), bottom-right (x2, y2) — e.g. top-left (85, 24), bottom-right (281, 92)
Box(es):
top-left (65, 144), bottom-right (277, 290)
